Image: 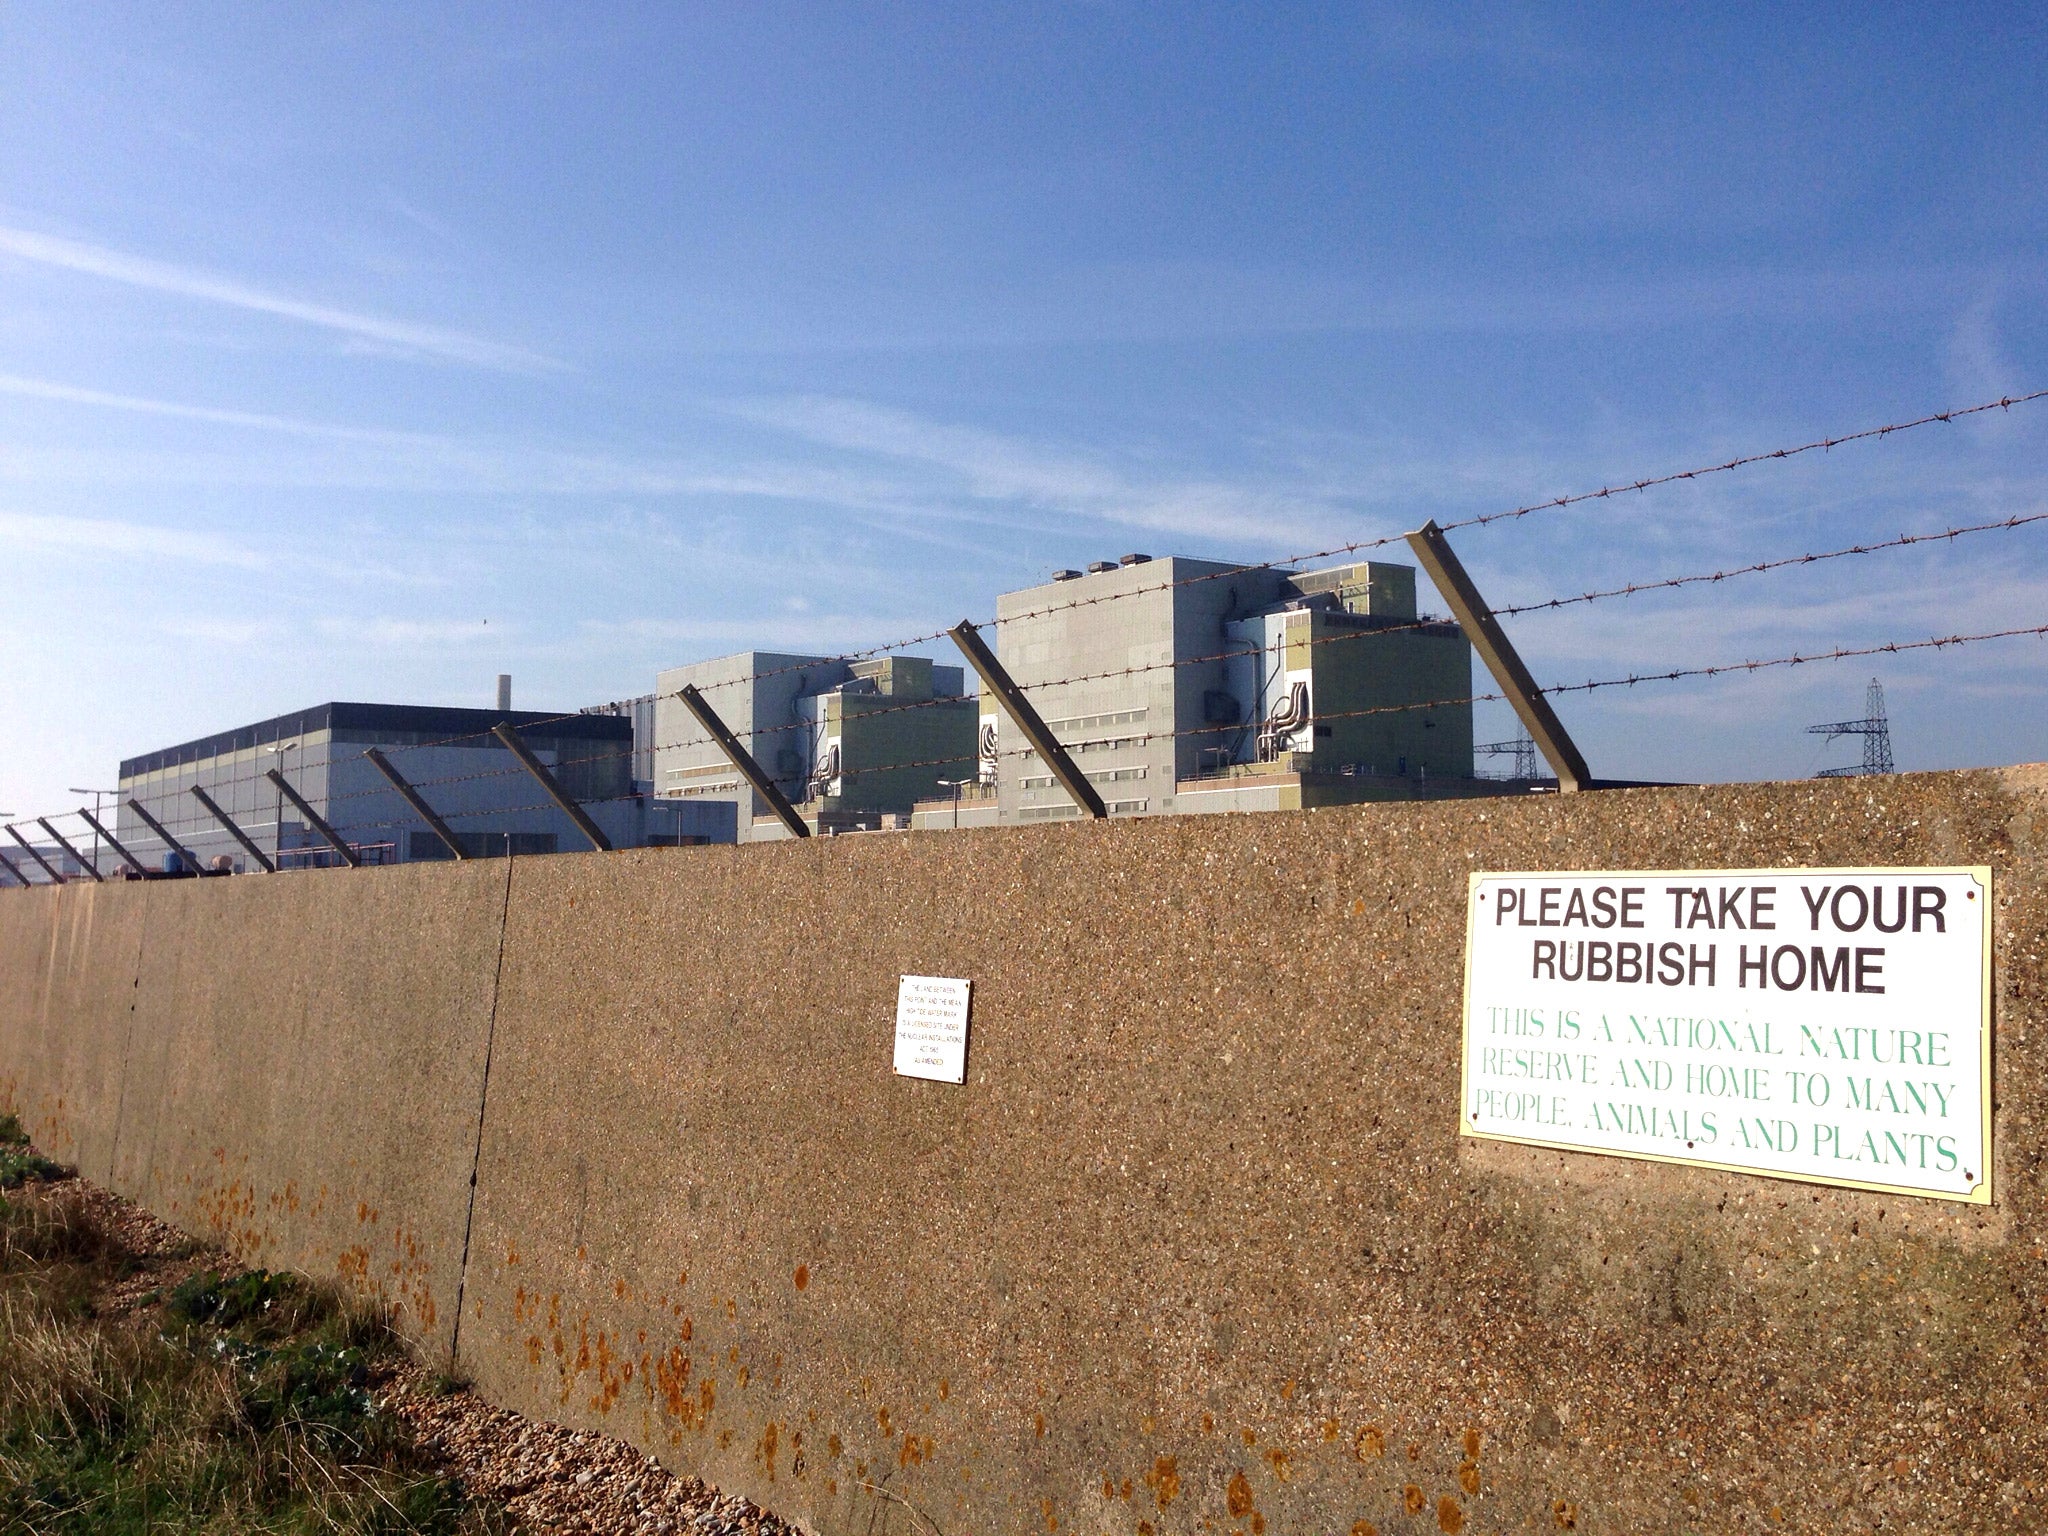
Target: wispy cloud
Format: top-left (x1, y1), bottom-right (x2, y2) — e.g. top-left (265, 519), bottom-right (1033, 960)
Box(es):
top-left (313, 616), bottom-right (502, 648)
top-left (0, 371), bottom-right (438, 443)
top-left (0, 225), bottom-right (558, 372)
top-left (0, 510), bottom-right (267, 568)
top-left (732, 394), bottom-right (1353, 547)
top-left (157, 617), bottom-right (282, 646)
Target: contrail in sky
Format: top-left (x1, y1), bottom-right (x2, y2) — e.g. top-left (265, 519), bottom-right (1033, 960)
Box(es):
top-left (0, 224), bottom-right (559, 373)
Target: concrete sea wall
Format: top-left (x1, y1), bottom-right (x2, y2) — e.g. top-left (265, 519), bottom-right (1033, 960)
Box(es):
top-left (3, 766), bottom-right (2045, 1533)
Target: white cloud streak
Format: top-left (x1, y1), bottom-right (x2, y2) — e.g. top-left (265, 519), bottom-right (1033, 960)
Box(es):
top-left (0, 371), bottom-right (436, 443)
top-left (731, 394), bottom-right (1355, 547)
top-left (0, 225), bottom-right (558, 373)
top-left (0, 510), bottom-right (268, 568)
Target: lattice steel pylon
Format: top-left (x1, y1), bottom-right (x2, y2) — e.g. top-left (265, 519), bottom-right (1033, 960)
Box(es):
top-left (1808, 677), bottom-right (1894, 778)
top-left (1475, 732), bottom-right (1540, 781)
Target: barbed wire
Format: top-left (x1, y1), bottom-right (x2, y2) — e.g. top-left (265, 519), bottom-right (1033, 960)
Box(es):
top-left (770, 618), bottom-right (2048, 789)
top-left (1497, 509), bottom-right (2048, 616)
top-left (340, 385), bottom-right (2048, 766)
top-left (8, 611), bottom-right (2042, 880)
top-left (80, 491), bottom-right (2048, 828)
top-left (1544, 620), bottom-right (2048, 694)
top-left (314, 618), bottom-right (2048, 818)
top-left (15, 388), bottom-right (2045, 877)
top-left (356, 489), bottom-right (2048, 802)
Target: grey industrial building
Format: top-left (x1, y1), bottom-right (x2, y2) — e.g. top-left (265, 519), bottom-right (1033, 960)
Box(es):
top-left (651, 653), bottom-right (978, 839)
top-left (116, 701), bottom-right (732, 873)
top-left (912, 553), bottom-right (1484, 827)
top-left (94, 552), bottom-right (1489, 874)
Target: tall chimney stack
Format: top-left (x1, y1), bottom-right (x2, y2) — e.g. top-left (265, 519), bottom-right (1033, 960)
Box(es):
top-left (496, 674), bottom-right (512, 712)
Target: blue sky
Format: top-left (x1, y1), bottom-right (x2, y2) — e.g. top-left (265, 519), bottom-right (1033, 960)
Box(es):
top-left (2, 3), bottom-right (2045, 816)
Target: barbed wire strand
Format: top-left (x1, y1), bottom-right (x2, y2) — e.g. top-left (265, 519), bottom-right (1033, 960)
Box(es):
top-left (1498, 509), bottom-right (2048, 617)
top-left (320, 385), bottom-right (2048, 764)
top-left (29, 618), bottom-right (2039, 871)
top-left (127, 493), bottom-right (2048, 824)
top-left (338, 495), bottom-right (2048, 805)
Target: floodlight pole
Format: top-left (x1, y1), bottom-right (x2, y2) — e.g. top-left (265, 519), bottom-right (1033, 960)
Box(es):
top-left (263, 769), bottom-right (361, 868)
top-left (77, 809), bottom-right (151, 878)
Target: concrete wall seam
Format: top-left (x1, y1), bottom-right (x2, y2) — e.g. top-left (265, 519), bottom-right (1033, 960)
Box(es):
top-left (1, 767), bottom-right (2045, 1534)
top-left (450, 853), bottom-right (519, 1369)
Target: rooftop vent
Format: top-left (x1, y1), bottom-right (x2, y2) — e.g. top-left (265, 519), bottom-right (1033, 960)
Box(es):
top-left (1051, 568), bottom-right (1083, 582)
top-left (1118, 552), bottom-right (1152, 566)
top-left (1087, 560), bottom-right (1117, 574)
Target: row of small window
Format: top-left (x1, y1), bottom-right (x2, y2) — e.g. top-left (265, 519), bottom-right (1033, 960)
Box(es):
top-left (672, 779), bottom-right (741, 797)
top-left (1017, 797), bottom-right (1149, 820)
top-left (1018, 765), bottom-right (1148, 790)
top-left (1043, 707), bottom-right (1148, 731)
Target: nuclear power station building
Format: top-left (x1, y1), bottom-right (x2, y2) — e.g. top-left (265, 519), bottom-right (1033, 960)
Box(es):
top-left (88, 553), bottom-right (1486, 880)
top-left (651, 653), bottom-right (978, 840)
top-left (913, 553), bottom-right (1482, 827)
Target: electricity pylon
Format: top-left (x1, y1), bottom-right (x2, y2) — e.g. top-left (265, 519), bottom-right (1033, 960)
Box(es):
top-left (1475, 732), bottom-right (1540, 781)
top-left (1809, 677), bottom-right (1894, 778)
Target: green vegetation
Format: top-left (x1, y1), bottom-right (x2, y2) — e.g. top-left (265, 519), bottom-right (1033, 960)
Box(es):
top-left (0, 1112), bottom-right (66, 1189)
top-left (0, 1174), bottom-right (508, 1533)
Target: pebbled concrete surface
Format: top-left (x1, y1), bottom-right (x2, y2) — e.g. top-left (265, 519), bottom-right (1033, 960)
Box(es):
top-left (3, 765), bottom-right (2046, 1533)
top-left (457, 766), bottom-right (2046, 1535)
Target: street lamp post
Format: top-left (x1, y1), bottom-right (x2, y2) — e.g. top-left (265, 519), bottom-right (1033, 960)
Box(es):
top-left (264, 741), bottom-right (300, 867)
top-left (935, 778), bottom-right (965, 830)
top-left (68, 788), bottom-right (115, 876)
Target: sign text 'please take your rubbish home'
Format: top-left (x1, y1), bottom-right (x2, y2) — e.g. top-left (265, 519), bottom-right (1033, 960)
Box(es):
top-left (1460, 867), bottom-right (1991, 1203)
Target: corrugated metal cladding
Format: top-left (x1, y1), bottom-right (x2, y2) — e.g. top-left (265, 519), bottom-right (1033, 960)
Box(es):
top-left (119, 702), bottom-right (633, 779)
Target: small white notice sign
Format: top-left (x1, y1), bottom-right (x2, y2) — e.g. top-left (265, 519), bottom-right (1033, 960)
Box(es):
top-left (1462, 867), bottom-right (1991, 1203)
top-left (894, 975), bottom-right (972, 1084)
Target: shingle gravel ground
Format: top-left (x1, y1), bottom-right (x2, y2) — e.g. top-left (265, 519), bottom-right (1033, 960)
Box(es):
top-left (60, 1166), bottom-right (801, 1536)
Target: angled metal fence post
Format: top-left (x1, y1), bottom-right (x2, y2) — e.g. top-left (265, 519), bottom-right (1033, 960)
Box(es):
top-left (947, 620), bottom-right (1108, 819)
top-left (0, 849), bottom-right (31, 886)
top-left (1405, 519), bottom-right (1593, 793)
top-left (674, 683), bottom-right (810, 839)
top-left (489, 723), bottom-right (613, 852)
top-left (6, 826), bottom-right (66, 884)
top-left (188, 786), bottom-right (277, 872)
top-left (77, 810), bottom-right (150, 878)
top-left (36, 818), bottom-right (104, 882)
top-left (126, 799), bottom-right (203, 875)
top-left (264, 769), bottom-right (361, 868)
top-left (363, 748), bottom-right (470, 860)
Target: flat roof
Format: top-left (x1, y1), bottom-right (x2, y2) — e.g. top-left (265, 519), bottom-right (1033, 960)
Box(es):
top-left (120, 702), bottom-right (632, 780)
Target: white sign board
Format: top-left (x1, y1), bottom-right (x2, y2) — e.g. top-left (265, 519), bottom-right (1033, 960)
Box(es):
top-left (894, 975), bottom-right (972, 1083)
top-left (1462, 867), bottom-right (1991, 1203)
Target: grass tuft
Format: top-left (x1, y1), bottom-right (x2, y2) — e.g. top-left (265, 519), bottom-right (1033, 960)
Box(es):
top-left (0, 1176), bottom-right (508, 1534)
top-left (0, 1145), bottom-right (69, 1189)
